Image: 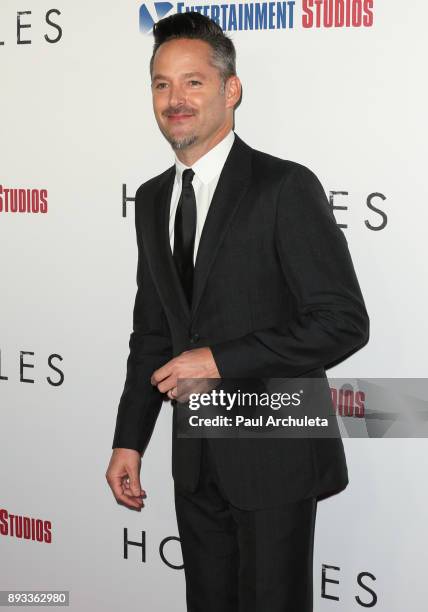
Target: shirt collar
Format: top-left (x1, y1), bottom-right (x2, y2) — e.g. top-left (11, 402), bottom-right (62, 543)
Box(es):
top-left (174, 130), bottom-right (235, 186)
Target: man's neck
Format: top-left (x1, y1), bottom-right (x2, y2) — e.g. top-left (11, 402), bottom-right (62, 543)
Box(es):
top-left (174, 124), bottom-right (232, 167)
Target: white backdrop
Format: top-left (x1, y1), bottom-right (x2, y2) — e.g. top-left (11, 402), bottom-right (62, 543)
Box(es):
top-left (1, 1), bottom-right (427, 610)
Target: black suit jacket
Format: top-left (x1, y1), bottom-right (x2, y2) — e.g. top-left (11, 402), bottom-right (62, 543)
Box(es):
top-left (112, 132), bottom-right (369, 510)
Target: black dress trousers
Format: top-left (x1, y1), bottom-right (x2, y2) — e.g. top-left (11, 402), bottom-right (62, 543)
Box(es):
top-left (174, 438), bottom-right (318, 612)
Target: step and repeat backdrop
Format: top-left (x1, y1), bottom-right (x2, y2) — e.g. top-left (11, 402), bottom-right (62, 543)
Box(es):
top-left (1, 1), bottom-right (427, 610)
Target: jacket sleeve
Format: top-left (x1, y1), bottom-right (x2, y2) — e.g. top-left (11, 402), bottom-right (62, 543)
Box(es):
top-left (112, 189), bottom-right (173, 453)
top-left (210, 164), bottom-right (369, 379)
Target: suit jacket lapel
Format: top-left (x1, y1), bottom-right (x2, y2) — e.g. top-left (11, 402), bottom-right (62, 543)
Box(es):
top-left (142, 133), bottom-right (253, 326)
top-left (143, 165), bottom-right (192, 324)
top-left (191, 133), bottom-right (252, 318)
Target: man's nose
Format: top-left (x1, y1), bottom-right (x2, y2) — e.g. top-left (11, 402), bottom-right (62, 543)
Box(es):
top-left (168, 83), bottom-right (186, 107)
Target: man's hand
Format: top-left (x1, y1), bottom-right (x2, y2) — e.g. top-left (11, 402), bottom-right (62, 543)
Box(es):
top-left (150, 347), bottom-right (221, 401)
top-left (106, 448), bottom-right (146, 510)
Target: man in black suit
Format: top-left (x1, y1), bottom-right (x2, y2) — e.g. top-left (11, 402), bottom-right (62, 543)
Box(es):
top-left (106, 11), bottom-right (369, 611)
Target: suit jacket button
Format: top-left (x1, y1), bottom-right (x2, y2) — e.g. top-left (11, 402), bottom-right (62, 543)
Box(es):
top-left (189, 332), bottom-right (200, 344)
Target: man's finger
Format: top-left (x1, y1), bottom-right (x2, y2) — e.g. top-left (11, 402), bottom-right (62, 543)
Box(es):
top-left (151, 360), bottom-right (174, 386)
top-left (122, 487), bottom-right (146, 500)
top-left (128, 472), bottom-right (143, 497)
top-left (167, 387), bottom-right (177, 400)
top-left (154, 372), bottom-right (178, 394)
top-left (121, 475), bottom-right (146, 495)
top-left (109, 477), bottom-right (143, 509)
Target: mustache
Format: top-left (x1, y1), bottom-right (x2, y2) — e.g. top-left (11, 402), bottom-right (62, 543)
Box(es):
top-left (164, 107), bottom-right (196, 116)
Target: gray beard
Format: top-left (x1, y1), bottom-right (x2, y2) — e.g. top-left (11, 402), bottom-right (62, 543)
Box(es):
top-left (168, 134), bottom-right (198, 150)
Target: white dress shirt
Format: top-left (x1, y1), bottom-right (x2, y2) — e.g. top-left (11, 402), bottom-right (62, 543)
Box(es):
top-left (169, 129), bottom-right (235, 265)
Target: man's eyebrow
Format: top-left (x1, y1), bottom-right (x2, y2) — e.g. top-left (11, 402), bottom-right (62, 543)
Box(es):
top-left (152, 73), bottom-right (168, 82)
top-left (152, 71), bottom-right (206, 82)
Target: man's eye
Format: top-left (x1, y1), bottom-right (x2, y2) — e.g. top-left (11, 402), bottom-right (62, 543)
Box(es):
top-left (155, 82), bottom-right (168, 89)
top-left (189, 80), bottom-right (202, 86)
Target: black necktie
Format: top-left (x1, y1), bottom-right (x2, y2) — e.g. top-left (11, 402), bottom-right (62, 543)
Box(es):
top-left (173, 168), bottom-right (196, 306)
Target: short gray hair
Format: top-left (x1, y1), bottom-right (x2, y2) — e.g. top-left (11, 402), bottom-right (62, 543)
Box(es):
top-left (149, 11), bottom-right (236, 86)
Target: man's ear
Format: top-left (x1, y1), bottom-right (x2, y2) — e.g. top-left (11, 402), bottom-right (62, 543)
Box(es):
top-left (225, 75), bottom-right (242, 109)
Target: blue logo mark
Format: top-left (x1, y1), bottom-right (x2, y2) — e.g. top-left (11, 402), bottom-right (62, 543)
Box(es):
top-left (139, 2), bottom-right (174, 33)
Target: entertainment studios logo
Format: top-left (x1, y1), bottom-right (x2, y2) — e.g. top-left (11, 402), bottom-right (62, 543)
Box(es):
top-left (139, 1), bottom-right (374, 33)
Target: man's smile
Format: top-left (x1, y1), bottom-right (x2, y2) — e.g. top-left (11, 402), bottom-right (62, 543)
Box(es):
top-left (167, 114), bottom-right (195, 122)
